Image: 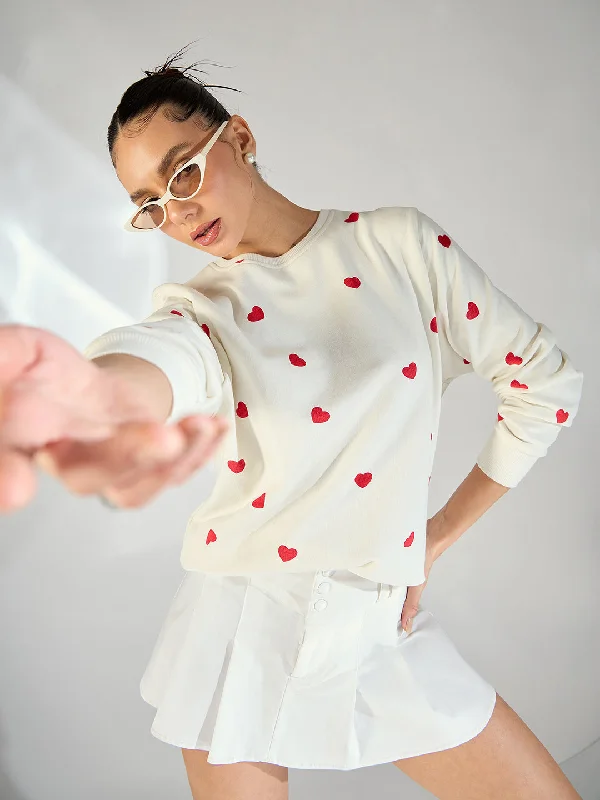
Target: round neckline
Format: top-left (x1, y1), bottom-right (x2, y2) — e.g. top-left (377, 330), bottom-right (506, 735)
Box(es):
top-left (208, 208), bottom-right (335, 271)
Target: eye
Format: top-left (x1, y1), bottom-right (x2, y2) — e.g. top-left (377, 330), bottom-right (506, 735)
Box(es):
top-left (136, 157), bottom-right (194, 206)
top-left (173, 165), bottom-right (194, 183)
top-left (173, 157), bottom-right (191, 174)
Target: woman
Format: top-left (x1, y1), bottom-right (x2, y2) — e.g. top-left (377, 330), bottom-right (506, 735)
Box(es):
top-left (0, 45), bottom-right (583, 799)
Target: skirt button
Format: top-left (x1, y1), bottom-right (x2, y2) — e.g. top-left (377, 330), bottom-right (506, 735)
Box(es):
top-left (313, 599), bottom-right (328, 611)
top-left (321, 569), bottom-right (335, 577)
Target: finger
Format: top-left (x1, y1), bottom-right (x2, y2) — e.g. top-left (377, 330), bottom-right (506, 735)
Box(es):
top-left (36, 422), bottom-right (186, 495)
top-left (167, 417), bottom-right (227, 485)
top-left (101, 472), bottom-right (168, 509)
top-left (101, 441), bottom-right (198, 507)
top-left (0, 449), bottom-right (38, 513)
top-left (400, 586), bottom-right (423, 631)
top-left (104, 417), bottom-right (227, 506)
top-left (92, 414), bottom-right (229, 507)
top-left (102, 416), bottom-right (221, 492)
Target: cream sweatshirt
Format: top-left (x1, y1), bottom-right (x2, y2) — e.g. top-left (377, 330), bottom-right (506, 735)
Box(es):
top-left (83, 206), bottom-right (584, 585)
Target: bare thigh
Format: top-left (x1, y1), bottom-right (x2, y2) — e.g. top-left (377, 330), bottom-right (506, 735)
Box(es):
top-left (181, 747), bottom-right (288, 800)
top-left (393, 693), bottom-right (581, 800)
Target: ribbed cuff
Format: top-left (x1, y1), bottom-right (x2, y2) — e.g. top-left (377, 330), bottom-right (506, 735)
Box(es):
top-left (476, 424), bottom-right (544, 488)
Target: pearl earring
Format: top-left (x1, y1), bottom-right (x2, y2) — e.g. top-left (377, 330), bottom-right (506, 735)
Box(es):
top-left (246, 153), bottom-right (256, 164)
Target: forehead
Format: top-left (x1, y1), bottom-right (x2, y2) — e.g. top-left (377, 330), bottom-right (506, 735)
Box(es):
top-left (114, 107), bottom-right (208, 193)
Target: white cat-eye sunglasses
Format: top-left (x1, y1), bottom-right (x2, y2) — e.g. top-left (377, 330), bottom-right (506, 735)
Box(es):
top-left (124, 119), bottom-right (229, 232)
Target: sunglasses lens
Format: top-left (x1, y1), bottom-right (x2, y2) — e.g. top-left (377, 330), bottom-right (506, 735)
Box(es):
top-left (131, 204), bottom-right (165, 230)
top-left (130, 163), bottom-right (202, 229)
top-left (171, 163), bottom-right (201, 199)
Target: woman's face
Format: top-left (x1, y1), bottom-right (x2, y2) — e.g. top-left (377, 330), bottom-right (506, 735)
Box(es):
top-left (113, 105), bottom-right (257, 256)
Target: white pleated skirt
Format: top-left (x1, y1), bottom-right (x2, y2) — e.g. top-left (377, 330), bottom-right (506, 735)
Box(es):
top-left (139, 568), bottom-right (497, 770)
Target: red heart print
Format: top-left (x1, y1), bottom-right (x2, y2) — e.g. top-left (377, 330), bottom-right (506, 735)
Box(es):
top-left (464, 359), bottom-right (470, 364)
top-left (235, 259), bottom-right (245, 263)
top-left (247, 306), bottom-right (264, 322)
top-left (404, 531), bottom-right (415, 547)
top-left (228, 459), bottom-right (246, 473)
top-left (206, 529), bottom-right (217, 544)
top-left (278, 545), bottom-right (298, 562)
top-left (236, 401), bottom-right (248, 418)
top-left (345, 212), bottom-right (359, 223)
top-left (510, 380), bottom-right (528, 390)
top-left (344, 277), bottom-right (361, 288)
top-left (466, 301), bottom-right (479, 320)
top-left (289, 354), bottom-right (306, 367)
top-left (355, 472), bottom-right (372, 488)
top-left (252, 493), bottom-right (266, 508)
top-left (402, 362), bottom-right (417, 379)
top-left (311, 407), bottom-right (330, 423)
top-left (438, 234), bottom-right (451, 248)
top-left (430, 316), bottom-right (438, 333)
top-left (505, 352), bottom-right (523, 365)
top-left (201, 323), bottom-right (210, 337)
top-left (170, 310), bottom-right (184, 317)
top-left (498, 413), bottom-right (503, 421)
top-left (556, 409), bottom-right (569, 423)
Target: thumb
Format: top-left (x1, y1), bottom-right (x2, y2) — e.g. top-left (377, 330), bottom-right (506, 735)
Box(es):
top-left (401, 584), bottom-right (424, 632)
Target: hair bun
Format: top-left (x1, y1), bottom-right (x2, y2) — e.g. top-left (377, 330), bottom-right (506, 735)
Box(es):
top-left (143, 65), bottom-right (184, 79)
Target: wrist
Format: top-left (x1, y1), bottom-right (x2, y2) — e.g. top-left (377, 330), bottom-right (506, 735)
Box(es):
top-left (427, 506), bottom-right (457, 556)
top-left (92, 355), bottom-right (173, 423)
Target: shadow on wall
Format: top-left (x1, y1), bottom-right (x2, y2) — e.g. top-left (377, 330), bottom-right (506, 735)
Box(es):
top-left (0, 715), bottom-right (30, 800)
top-left (0, 73), bottom-right (169, 351)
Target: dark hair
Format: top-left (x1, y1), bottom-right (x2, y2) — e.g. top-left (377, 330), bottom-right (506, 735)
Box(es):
top-left (107, 42), bottom-right (261, 175)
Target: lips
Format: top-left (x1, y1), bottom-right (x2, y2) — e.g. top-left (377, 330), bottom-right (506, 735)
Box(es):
top-left (192, 219), bottom-right (218, 240)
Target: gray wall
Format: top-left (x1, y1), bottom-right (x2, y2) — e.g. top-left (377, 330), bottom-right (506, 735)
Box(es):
top-left (0, 1), bottom-right (597, 798)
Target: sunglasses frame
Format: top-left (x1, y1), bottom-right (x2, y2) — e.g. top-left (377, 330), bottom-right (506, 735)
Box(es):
top-left (124, 119), bottom-right (230, 232)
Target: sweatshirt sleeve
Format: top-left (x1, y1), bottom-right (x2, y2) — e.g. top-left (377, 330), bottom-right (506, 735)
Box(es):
top-left (415, 207), bottom-right (584, 488)
top-left (82, 299), bottom-right (225, 425)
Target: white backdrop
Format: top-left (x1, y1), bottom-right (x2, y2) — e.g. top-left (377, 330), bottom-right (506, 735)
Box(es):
top-left (0, 2), bottom-right (597, 798)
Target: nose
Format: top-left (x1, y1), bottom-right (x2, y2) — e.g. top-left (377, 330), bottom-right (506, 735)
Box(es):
top-left (164, 197), bottom-right (200, 227)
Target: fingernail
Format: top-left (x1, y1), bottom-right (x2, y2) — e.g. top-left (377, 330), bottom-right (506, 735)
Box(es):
top-left (35, 450), bottom-right (58, 477)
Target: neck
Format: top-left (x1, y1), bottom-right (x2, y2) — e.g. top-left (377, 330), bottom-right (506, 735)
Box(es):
top-left (223, 184), bottom-right (320, 260)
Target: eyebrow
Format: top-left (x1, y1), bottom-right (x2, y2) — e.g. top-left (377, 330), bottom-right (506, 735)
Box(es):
top-left (129, 141), bottom-right (194, 203)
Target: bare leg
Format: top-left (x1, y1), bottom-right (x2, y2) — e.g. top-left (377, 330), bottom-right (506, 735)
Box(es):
top-left (392, 693), bottom-right (581, 799)
top-left (181, 747), bottom-right (289, 800)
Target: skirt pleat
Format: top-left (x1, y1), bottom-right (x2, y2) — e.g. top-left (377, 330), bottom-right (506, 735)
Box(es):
top-left (140, 568), bottom-right (497, 770)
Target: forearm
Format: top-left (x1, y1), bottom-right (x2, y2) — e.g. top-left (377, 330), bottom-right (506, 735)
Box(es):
top-left (430, 464), bottom-right (510, 556)
top-left (90, 354), bottom-right (174, 423)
